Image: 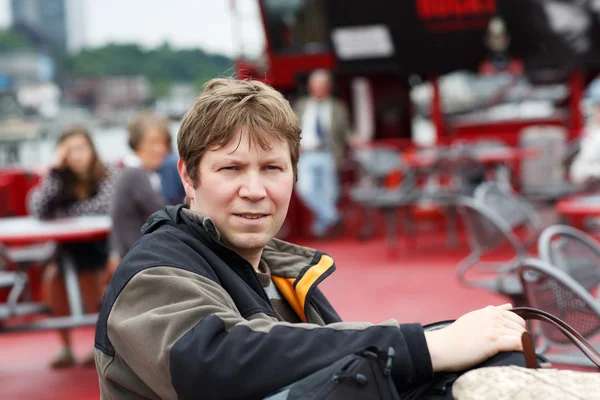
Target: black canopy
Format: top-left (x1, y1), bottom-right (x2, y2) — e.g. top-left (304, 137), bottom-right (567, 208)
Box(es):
top-left (323, 0), bottom-right (600, 76)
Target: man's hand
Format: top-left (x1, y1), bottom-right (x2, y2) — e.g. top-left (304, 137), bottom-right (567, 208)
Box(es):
top-left (348, 134), bottom-right (367, 149)
top-left (424, 304), bottom-right (526, 372)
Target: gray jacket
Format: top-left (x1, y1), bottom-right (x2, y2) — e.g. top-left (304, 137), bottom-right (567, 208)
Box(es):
top-left (293, 96), bottom-right (352, 168)
top-left (110, 166), bottom-right (166, 258)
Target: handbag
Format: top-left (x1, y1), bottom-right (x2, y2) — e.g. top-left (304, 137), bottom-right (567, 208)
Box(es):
top-left (452, 307), bottom-right (600, 400)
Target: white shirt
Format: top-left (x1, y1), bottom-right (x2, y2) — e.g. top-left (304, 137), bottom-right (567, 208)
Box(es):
top-left (571, 126), bottom-right (600, 184)
top-left (300, 98), bottom-right (332, 151)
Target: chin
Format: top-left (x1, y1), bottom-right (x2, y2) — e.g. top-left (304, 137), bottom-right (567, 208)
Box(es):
top-left (228, 232), bottom-right (272, 250)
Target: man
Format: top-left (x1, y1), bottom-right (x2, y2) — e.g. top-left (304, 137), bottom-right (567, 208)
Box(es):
top-left (293, 69), bottom-right (352, 237)
top-left (109, 110), bottom-right (168, 261)
top-left (570, 77), bottom-right (600, 185)
top-left (95, 78), bottom-right (528, 400)
top-left (158, 131), bottom-right (186, 205)
top-left (479, 16), bottom-right (524, 77)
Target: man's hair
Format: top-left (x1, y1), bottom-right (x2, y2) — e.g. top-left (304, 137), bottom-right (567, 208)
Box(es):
top-left (178, 78), bottom-right (302, 187)
top-left (309, 69), bottom-right (332, 85)
top-left (127, 110), bottom-right (170, 151)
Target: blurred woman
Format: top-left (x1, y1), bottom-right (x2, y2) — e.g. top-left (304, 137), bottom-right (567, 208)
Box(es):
top-left (109, 111), bottom-right (168, 264)
top-left (28, 125), bottom-right (117, 368)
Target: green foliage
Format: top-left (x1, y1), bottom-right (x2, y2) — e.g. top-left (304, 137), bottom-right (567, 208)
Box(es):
top-left (152, 80), bottom-right (172, 99)
top-left (0, 30), bottom-right (34, 52)
top-left (65, 42), bottom-right (234, 99)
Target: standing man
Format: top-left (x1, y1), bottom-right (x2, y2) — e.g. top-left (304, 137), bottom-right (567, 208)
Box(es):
top-left (293, 69), bottom-right (352, 237)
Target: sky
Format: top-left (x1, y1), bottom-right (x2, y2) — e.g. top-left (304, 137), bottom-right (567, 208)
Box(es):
top-left (0, 0), bottom-right (265, 58)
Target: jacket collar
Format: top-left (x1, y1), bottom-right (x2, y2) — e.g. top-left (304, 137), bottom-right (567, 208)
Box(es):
top-left (180, 207), bottom-right (333, 278)
top-left (148, 205), bottom-right (336, 323)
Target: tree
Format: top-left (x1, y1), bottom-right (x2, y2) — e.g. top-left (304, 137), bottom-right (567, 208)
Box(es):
top-left (0, 30), bottom-right (34, 52)
top-left (64, 43), bottom-right (234, 99)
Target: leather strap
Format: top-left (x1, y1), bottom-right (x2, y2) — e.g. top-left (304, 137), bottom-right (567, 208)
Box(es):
top-left (521, 331), bottom-right (539, 369)
top-left (511, 307), bottom-right (600, 369)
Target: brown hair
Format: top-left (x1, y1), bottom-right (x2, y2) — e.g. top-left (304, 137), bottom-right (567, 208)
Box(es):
top-left (127, 110), bottom-right (171, 151)
top-left (177, 78), bottom-right (301, 187)
top-left (57, 125), bottom-right (107, 201)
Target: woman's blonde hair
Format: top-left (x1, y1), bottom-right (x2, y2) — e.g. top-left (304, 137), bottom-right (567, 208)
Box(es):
top-left (177, 78), bottom-right (301, 186)
top-left (127, 110), bottom-right (170, 151)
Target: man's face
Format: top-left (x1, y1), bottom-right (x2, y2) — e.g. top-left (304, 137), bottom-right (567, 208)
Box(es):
top-left (181, 130), bottom-right (294, 260)
top-left (309, 77), bottom-right (331, 100)
top-left (137, 127), bottom-right (169, 171)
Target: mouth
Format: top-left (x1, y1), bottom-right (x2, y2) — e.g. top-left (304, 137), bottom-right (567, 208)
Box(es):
top-left (233, 213), bottom-right (270, 220)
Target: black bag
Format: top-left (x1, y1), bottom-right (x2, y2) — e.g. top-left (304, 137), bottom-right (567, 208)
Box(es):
top-left (263, 346), bottom-right (401, 400)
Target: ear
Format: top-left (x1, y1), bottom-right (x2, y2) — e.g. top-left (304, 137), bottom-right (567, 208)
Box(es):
top-left (177, 159), bottom-right (196, 201)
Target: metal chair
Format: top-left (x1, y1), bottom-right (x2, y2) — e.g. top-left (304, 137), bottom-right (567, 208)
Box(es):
top-left (455, 196), bottom-right (528, 305)
top-left (474, 181), bottom-right (543, 249)
top-left (519, 126), bottom-right (583, 202)
top-left (518, 258), bottom-right (600, 367)
top-left (538, 225), bottom-right (600, 294)
top-left (0, 242), bottom-right (54, 321)
top-left (416, 147), bottom-right (486, 248)
top-left (349, 148), bottom-right (420, 244)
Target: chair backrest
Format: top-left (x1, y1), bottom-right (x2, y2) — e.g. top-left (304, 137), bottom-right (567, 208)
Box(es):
top-left (519, 125), bottom-right (567, 188)
top-left (518, 258), bottom-right (600, 345)
top-left (474, 182), bottom-right (543, 245)
top-left (538, 225), bottom-right (600, 292)
top-left (0, 243), bottom-right (12, 272)
top-left (456, 196), bottom-right (527, 256)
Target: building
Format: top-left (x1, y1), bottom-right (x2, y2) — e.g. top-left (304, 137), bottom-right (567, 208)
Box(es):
top-left (65, 76), bottom-right (152, 109)
top-left (10, 0), bottom-right (85, 54)
top-left (0, 52), bottom-right (55, 87)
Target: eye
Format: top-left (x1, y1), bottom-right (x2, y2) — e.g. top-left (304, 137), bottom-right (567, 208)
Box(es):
top-left (220, 166), bottom-right (240, 171)
top-left (264, 165), bottom-right (282, 171)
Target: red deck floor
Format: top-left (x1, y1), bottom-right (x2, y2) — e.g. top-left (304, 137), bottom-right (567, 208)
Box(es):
top-left (0, 232), bottom-right (587, 399)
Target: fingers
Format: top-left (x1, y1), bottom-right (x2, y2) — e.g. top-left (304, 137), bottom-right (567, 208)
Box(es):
top-left (494, 334), bottom-right (524, 353)
top-left (497, 303), bottom-right (513, 310)
top-left (500, 316), bottom-right (527, 334)
top-left (501, 310), bottom-right (527, 329)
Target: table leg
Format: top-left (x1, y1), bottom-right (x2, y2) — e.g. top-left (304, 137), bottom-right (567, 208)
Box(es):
top-left (495, 164), bottom-right (511, 190)
top-left (445, 205), bottom-right (458, 249)
top-left (60, 252), bottom-right (84, 317)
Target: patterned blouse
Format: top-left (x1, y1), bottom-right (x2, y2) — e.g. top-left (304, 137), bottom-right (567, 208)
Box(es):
top-left (28, 164), bottom-right (118, 219)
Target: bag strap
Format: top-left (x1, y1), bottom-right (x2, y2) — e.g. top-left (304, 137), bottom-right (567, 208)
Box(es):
top-left (511, 307), bottom-right (600, 369)
top-left (520, 331), bottom-right (538, 369)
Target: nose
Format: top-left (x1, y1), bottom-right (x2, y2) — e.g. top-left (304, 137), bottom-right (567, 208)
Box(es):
top-left (239, 171), bottom-right (267, 201)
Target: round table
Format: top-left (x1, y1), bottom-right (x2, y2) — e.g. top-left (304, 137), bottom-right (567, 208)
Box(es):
top-left (557, 194), bottom-right (600, 218)
top-left (404, 147), bottom-right (535, 169)
top-left (0, 215), bottom-right (111, 246)
top-left (0, 215), bottom-right (111, 326)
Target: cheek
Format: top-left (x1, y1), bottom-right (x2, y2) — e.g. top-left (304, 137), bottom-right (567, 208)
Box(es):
top-left (197, 181), bottom-right (237, 209)
top-left (269, 179), bottom-right (294, 206)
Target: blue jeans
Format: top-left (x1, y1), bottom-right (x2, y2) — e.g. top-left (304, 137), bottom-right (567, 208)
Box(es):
top-left (296, 151), bottom-right (340, 236)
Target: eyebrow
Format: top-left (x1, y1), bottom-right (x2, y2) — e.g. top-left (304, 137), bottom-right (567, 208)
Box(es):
top-left (215, 157), bottom-right (288, 165)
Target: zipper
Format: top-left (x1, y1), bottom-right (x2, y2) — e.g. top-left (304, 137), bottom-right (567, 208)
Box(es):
top-left (257, 275), bottom-right (276, 313)
top-left (209, 234), bottom-right (278, 316)
top-left (314, 357), bottom-right (362, 398)
top-left (309, 299), bottom-right (324, 323)
top-left (246, 262), bottom-right (278, 316)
